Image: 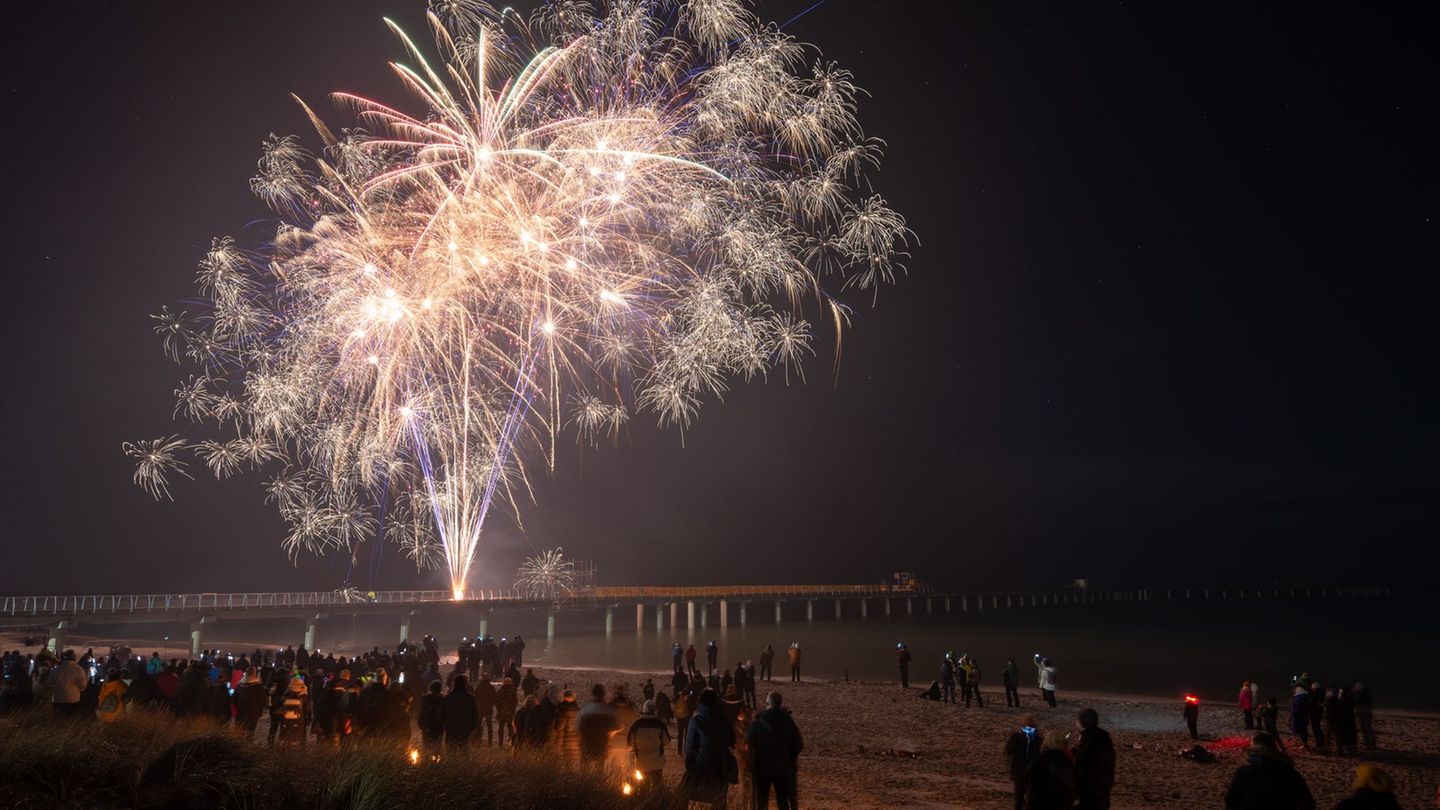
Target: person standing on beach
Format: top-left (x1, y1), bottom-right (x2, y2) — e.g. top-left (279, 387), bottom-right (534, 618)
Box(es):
top-left (1290, 687), bottom-right (1310, 749)
top-left (474, 672), bottom-right (496, 745)
top-left (966, 659), bottom-right (984, 708)
top-left (941, 654), bottom-right (957, 704)
top-left (747, 690), bottom-right (804, 810)
top-left (1222, 732), bottom-right (1315, 810)
top-left (760, 645), bottom-right (775, 682)
top-left (897, 643), bottom-right (912, 688)
top-left (1352, 683), bottom-right (1375, 750)
top-left (577, 683), bottom-right (619, 765)
top-left (442, 674), bottom-right (479, 753)
top-left (707, 640), bottom-right (719, 674)
top-left (1004, 715), bottom-right (1041, 810)
top-left (1333, 764), bottom-right (1400, 810)
top-left (1023, 730), bottom-right (1075, 810)
top-left (1239, 681), bottom-right (1255, 729)
top-left (683, 688), bottom-right (737, 810)
top-left (418, 681), bottom-right (444, 757)
top-left (1003, 659), bottom-right (1021, 707)
top-left (628, 700), bottom-right (671, 787)
top-left (686, 644), bottom-right (699, 677)
top-left (1308, 682), bottom-right (1327, 750)
top-left (672, 642), bottom-right (684, 673)
top-left (674, 686), bottom-right (694, 755)
top-left (50, 650), bottom-right (87, 718)
top-left (1182, 695), bottom-right (1200, 740)
top-left (1259, 697), bottom-right (1283, 750)
top-left (787, 644), bottom-right (802, 683)
top-left (1072, 708), bottom-right (1115, 810)
top-left (1035, 658), bottom-right (1058, 708)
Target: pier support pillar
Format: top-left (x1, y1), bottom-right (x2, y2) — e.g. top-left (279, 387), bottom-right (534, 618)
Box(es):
top-left (605, 606), bottom-right (614, 636)
top-left (806, 601), bottom-right (814, 621)
top-left (944, 596), bottom-right (951, 613)
top-left (656, 605), bottom-right (664, 631)
top-left (47, 620), bottom-right (74, 654)
top-left (835, 600), bottom-right (842, 619)
top-left (925, 597), bottom-right (933, 613)
top-left (304, 620), bottom-right (317, 652)
top-left (884, 598), bottom-right (892, 617)
top-left (400, 613), bottom-right (411, 645)
top-left (906, 598), bottom-right (913, 615)
top-left (961, 596), bottom-right (967, 611)
top-left (740, 602), bottom-right (748, 626)
top-left (775, 601), bottom-right (783, 623)
top-left (479, 610), bottom-right (490, 639)
top-left (1006, 595), bottom-right (1013, 608)
top-left (700, 604), bottom-right (708, 628)
top-left (670, 602), bottom-right (678, 629)
top-left (720, 600), bottom-right (728, 628)
top-left (636, 603), bottom-right (645, 632)
top-left (546, 609), bottom-right (557, 640)
top-left (688, 601), bottom-right (696, 630)
top-left (860, 599), bottom-right (868, 618)
top-left (993, 595), bottom-right (999, 609)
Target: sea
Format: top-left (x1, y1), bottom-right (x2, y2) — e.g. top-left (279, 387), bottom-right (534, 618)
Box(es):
top-left (41, 588), bottom-right (1437, 712)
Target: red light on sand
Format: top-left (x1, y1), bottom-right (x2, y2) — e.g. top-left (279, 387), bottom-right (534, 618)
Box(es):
top-left (1184, 694), bottom-right (1199, 703)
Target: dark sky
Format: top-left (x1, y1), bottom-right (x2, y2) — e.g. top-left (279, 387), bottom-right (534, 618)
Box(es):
top-left (2, 1), bottom-right (1435, 594)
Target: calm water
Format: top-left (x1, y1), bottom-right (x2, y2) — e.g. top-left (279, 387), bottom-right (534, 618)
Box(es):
top-left (63, 591), bottom-right (1436, 711)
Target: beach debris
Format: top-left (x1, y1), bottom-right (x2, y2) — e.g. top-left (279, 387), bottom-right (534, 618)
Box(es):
top-left (1178, 744), bottom-right (1217, 763)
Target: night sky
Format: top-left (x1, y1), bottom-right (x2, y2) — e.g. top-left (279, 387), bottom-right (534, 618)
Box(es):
top-left (2, 2), bottom-right (1435, 594)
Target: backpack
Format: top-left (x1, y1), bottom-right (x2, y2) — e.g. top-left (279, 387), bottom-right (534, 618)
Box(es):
top-left (282, 694), bottom-right (303, 721)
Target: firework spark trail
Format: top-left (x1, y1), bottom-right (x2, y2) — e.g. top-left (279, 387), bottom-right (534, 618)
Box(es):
top-left (129, 0), bottom-right (914, 597)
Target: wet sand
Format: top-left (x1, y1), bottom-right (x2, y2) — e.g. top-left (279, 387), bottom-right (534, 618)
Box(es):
top-left (537, 666), bottom-right (1440, 809)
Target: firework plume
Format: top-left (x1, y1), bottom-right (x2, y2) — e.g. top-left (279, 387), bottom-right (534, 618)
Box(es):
top-left (129, 0), bottom-right (912, 597)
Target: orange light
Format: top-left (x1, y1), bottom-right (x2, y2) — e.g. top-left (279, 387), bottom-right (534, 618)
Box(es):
top-left (408, 749), bottom-right (420, 764)
top-left (621, 782), bottom-right (633, 796)
top-left (634, 769), bottom-right (645, 781)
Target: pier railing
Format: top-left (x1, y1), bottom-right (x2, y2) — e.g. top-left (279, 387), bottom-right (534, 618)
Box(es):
top-left (0, 589), bottom-right (526, 617)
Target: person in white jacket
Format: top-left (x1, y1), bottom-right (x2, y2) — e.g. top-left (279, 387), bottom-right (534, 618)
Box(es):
top-left (50, 651), bottom-right (90, 717)
top-left (626, 700), bottom-right (672, 787)
top-left (1033, 655), bottom-right (1057, 708)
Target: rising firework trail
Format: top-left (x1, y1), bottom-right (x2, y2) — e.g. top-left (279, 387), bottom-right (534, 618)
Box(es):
top-left (128, 0), bottom-right (913, 597)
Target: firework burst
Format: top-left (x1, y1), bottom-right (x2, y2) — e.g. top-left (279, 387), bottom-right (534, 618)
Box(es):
top-left (130, 0), bottom-right (913, 596)
top-left (514, 548), bottom-right (578, 600)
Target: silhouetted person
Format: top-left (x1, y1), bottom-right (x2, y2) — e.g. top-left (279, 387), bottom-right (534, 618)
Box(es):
top-left (1223, 733), bottom-right (1315, 810)
top-left (746, 691), bottom-right (803, 810)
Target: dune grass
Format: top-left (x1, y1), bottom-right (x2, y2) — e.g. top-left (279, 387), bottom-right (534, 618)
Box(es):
top-left (0, 708), bottom-right (682, 809)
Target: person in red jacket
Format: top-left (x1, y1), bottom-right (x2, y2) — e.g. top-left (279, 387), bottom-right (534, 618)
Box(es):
top-left (1238, 681), bottom-right (1255, 729)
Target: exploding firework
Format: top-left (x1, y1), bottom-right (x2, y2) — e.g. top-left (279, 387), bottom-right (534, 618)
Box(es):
top-left (130, 0), bottom-right (913, 596)
top-left (514, 548), bottom-right (577, 600)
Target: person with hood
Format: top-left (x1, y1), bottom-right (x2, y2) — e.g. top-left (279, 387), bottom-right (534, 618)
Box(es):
top-left (50, 650), bottom-right (88, 718)
top-left (514, 695), bottom-right (542, 748)
top-left (521, 668), bottom-right (540, 698)
top-left (277, 675), bottom-right (311, 746)
top-left (442, 674), bottom-right (479, 752)
top-left (896, 643), bottom-right (912, 688)
top-left (553, 688), bottom-right (581, 760)
top-left (674, 685), bottom-right (695, 755)
top-left (1003, 659), bottom-right (1021, 707)
top-left (355, 669), bottom-right (390, 742)
top-left (1072, 708), bottom-right (1115, 810)
top-left (1004, 715), bottom-right (1041, 810)
top-left (787, 644), bottom-right (802, 683)
top-left (473, 671), bottom-right (496, 745)
top-left (495, 676), bottom-right (519, 746)
top-left (418, 681), bottom-right (445, 757)
top-left (1333, 764), bottom-right (1401, 810)
top-left (96, 669), bottom-right (128, 724)
top-left (1023, 731), bottom-right (1075, 810)
top-left (654, 689), bottom-right (673, 725)
top-left (1290, 686), bottom-right (1311, 749)
top-left (759, 644), bottom-right (774, 682)
top-left (1222, 732), bottom-right (1315, 809)
top-left (746, 691), bottom-right (804, 810)
top-left (628, 699), bottom-right (672, 787)
top-left (233, 667), bottom-right (267, 738)
top-left (1238, 681), bottom-right (1256, 729)
top-left (683, 688), bottom-right (736, 810)
top-left (578, 683), bottom-right (619, 765)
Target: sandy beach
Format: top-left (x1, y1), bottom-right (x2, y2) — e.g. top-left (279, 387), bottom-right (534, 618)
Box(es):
top-left (535, 665), bottom-right (1439, 809)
